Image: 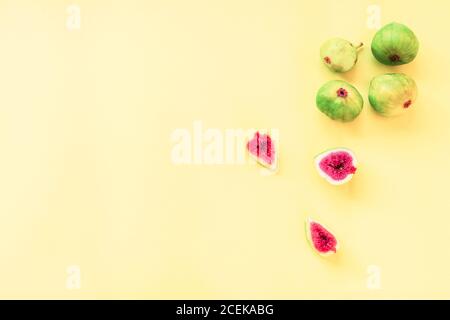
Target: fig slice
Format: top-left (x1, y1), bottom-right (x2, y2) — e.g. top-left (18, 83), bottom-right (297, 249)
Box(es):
top-left (314, 148), bottom-right (357, 185)
top-left (306, 218), bottom-right (339, 257)
top-left (246, 130), bottom-right (278, 171)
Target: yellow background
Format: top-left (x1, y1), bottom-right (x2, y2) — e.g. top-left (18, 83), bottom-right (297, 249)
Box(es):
top-left (0, 0), bottom-right (449, 299)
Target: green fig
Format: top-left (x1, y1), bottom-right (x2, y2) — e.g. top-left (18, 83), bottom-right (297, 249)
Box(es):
top-left (368, 73), bottom-right (417, 117)
top-left (316, 80), bottom-right (364, 122)
top-left (371, 22), bottom-right (419, 66)
top-left (320, 38), bottom-right (363, 73)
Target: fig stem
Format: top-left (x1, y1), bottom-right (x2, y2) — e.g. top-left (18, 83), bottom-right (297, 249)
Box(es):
top-left (354, 42), bottom-right (364, 51)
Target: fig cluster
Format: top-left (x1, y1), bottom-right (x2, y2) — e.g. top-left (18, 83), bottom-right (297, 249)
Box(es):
top-left (316, 22), bottom-right (419, 121)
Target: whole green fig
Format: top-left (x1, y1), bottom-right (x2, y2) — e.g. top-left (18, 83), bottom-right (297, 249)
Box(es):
top-left (316, 80), bottom-right (364, 122)
top-left (371, 22), bottom-right (419, 66)
top-left (368, 73), bottom-right (418, 117)
top-left (320, 38), bottom-right (363, 73)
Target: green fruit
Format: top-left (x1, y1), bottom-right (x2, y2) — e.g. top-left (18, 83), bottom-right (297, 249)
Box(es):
top-left (368, 73), bottom-right (418, 117)
top-left (371, 22), bottom-right (419, 65)
top-left (316, 80), bottom-right (364, 122)
top-left (320, 38), bottom-right (363, 72)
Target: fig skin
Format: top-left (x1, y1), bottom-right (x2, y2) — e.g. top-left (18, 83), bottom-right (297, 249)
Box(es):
top-left (320, 38), bottom-right (363, 73)
top-left (316, 80), bottom-right (364, 122)
top-left (368, 73), bottom-right (418, 117)
top-left (371, 22), bottom-right (419, 66)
